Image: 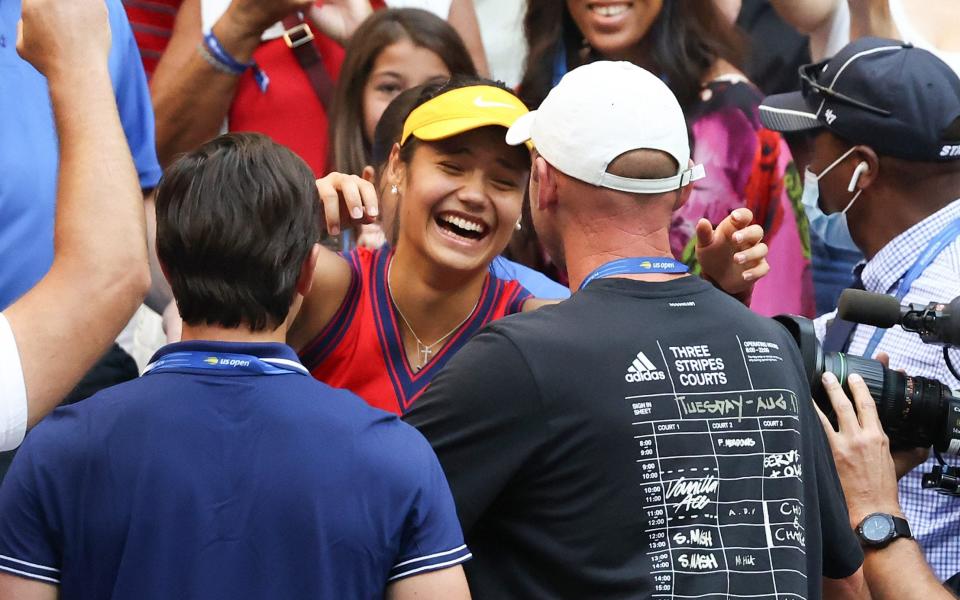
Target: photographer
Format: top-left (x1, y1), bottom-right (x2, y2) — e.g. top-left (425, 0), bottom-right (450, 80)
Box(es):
top-left (816, 371), bottom-right (958, 598)
top-left (760, 36), bottom-right (960, 580)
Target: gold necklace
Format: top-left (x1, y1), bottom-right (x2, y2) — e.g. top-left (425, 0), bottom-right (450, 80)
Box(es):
top-left (386, 258), bottom-right (480, 371)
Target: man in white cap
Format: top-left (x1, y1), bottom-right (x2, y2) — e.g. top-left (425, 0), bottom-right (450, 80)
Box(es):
top-left (406, 61), bottom-right (867, 599)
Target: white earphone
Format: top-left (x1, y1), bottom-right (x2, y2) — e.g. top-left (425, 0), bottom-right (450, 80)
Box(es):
top-left (848, 162), bottom-right (869, 192)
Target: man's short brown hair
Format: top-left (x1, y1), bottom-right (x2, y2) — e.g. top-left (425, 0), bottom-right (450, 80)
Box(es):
top-left (155, 133), bottom-right (320, 331)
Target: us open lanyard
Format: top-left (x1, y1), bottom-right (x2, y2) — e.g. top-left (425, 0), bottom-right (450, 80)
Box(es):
top-left (862, 217), bottom-right (960, 358)
top-left (578, 257), bottom-right (689, 291)
top-left (142, 351), bottom-right (309, 377)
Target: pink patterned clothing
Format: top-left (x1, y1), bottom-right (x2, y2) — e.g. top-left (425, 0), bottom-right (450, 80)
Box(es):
top-left (673, 77), bottom-right (814, 317)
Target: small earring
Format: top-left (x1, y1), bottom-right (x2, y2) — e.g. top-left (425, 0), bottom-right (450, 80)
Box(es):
top-left (390, 184), bottom-right (398, 195)
top-left (515, 219), bottom-right (522, 231)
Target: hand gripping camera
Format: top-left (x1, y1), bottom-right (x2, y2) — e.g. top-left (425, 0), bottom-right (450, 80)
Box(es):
top-left (775, 312), bottom-right (960, 496)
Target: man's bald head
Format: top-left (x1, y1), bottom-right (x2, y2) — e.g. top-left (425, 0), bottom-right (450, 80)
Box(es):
top-left (606, 149), bottom-right (680, 181)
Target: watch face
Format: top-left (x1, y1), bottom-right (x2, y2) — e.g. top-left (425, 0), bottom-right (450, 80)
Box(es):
top-left (861, 514), bottom-right (894, 542)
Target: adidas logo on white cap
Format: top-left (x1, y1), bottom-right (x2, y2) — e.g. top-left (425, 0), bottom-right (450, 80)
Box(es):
top-left (625, 351), bottom-right (667, 383)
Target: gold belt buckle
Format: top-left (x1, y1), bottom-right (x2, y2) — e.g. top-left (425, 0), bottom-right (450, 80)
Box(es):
top-left (283, 22), bottom-right (314, 49)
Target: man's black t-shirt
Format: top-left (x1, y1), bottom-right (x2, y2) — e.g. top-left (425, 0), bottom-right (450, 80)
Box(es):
top-left (406, 276), bottom-right (863, 599)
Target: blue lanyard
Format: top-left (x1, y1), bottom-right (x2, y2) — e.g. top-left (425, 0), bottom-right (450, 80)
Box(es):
top-left (143, 352), bottom-right (309, 377)
top-left (862, 217), bottom-right (960, 357)
top-left (579, 257), bottom-right (689, 291)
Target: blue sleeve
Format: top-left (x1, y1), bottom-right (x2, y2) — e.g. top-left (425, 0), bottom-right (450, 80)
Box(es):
top-left (0, 434), bottom-right (62, 585)
top-left (490, 256), bottom-right (570, 300)
top-left (388, 434), bottom-right (471, 582)
top-left (106, 0), bottom-right (162, 190)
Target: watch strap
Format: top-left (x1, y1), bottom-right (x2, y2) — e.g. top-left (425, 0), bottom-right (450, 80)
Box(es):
top-left (892, 515), bottom-right (913, 540)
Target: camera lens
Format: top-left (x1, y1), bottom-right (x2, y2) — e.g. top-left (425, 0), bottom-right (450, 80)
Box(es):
top-left (772, 314), bottom-right (960, 456)
top-left (818, 352), bottom-right (954, 451)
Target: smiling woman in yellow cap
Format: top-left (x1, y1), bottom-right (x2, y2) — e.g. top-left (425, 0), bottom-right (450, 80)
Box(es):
top-left (282, 76), bottom-right (769, 416)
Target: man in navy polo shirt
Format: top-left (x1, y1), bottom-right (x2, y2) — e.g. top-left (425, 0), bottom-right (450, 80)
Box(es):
top-left (0, 133), bottom-right (471, 600)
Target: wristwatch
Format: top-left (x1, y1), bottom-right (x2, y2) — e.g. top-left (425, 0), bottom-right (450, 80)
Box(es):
top-left (855, 513), bottom-right (913, 547)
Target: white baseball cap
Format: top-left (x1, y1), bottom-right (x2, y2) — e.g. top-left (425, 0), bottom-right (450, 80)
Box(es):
top-left (505, 61), bottom-right (705, 194)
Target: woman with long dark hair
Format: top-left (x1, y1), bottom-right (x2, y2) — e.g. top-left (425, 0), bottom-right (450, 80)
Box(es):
top-left (519, 1), bottom-right (814, 317)
top-left (329, 8), bottom-right (477, 177)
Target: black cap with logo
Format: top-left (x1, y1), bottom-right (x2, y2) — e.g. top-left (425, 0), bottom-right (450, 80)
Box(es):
top-left (760, 37), bottom-right (960, 162)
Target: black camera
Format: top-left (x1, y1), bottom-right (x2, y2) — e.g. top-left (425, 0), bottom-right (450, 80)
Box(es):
top-left (774, 315), bottom-right (960, 455)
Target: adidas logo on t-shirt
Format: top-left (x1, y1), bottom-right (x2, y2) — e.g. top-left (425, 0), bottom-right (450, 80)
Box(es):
top-left (625, 351), bottom-right (667, 382)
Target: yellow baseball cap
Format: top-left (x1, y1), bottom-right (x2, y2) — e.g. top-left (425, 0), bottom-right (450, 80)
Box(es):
top-left (400, 85), bottom-right (530, 146)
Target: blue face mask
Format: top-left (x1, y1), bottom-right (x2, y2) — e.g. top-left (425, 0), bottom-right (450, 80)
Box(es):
top-left (801, 147), bottom-right (863, 253)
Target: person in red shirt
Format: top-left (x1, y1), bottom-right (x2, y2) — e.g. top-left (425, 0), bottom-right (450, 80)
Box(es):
top-left (286, 79), bottom-right (772, 415)
top-left (145, 0), bottom-right (378, 172)
top-left (123, 0), bottom-right (182, 78)
top-left (126, 0), bottom-right (488, 174)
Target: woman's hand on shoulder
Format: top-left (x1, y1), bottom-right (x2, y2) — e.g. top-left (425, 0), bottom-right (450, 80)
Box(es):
top-left (695, 208), bottom-right (769, 304)
top-left (316, 172), bottom-right (380, 237)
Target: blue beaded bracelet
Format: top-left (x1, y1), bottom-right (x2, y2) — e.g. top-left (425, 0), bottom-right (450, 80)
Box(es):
top-left (202, 31), bottom-right (270, 93)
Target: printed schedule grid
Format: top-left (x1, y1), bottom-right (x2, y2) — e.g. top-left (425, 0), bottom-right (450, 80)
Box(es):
top-left (628, 340), bottom-right (808, 600)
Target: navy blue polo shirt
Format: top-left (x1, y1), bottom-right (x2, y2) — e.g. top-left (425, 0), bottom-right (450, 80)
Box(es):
top-left (0, 341), bottom-right (469, 599)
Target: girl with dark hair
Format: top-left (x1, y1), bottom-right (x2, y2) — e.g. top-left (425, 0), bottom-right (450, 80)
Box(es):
top-left (519, 0), bottom-right (815, 318)
top-left (329, 8), bottom-right (476, 248)
top-left (330, 8), bottom-right (477, 177)
top-left (285, 77), bottom-right (771, 416)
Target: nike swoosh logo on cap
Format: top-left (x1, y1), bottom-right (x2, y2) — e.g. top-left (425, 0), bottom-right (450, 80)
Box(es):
top-left (474, 96), bottom-right (515, 109)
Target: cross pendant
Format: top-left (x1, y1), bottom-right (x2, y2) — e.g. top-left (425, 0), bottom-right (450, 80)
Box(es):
top-left (417, 344), bottom-right (433, 370)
